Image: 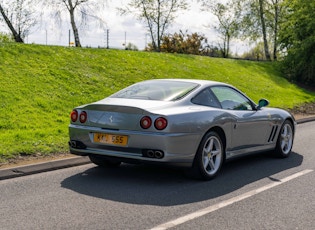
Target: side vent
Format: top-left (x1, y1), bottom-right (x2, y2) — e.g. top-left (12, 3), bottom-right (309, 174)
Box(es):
top-left (268, 125), bottom-right (278, 143)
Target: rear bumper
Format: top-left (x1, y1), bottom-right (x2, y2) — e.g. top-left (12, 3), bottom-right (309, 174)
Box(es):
top-left (69, 124), bottom-right (202, 167)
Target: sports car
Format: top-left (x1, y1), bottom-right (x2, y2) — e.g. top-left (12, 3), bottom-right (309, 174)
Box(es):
top-left (69, 79), bottom-right (295, 180)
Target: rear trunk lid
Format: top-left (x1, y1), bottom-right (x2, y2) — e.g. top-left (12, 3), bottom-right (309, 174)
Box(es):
top-left (79, 98), bottom-right (174, 130)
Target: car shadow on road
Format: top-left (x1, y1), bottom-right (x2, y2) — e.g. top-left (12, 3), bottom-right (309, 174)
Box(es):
top-left (61, 151), bottom-right (303, 206)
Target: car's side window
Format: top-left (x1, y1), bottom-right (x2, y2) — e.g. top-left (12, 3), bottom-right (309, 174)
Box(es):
top-left (191, 88), bottom-right (221, 108)
top-left (211, 86), bottom-right (253, 110)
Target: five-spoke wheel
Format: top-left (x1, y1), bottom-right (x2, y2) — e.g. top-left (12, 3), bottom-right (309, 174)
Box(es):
top-left (275, 120), bottom-right (294, 158)
top-left (190, 131), bottom-right (224, 180)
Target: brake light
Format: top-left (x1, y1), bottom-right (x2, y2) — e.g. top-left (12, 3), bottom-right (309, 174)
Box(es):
top-left (70, 110), bottom-right (78, 122)
top-left (140, 116), bottom-right (152, 129)
top-left (154, 117), bottom-right (168, 130)
top-left (79, 111), bottom-right (87, 123)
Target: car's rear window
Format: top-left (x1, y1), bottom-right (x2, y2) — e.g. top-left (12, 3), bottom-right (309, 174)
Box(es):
top-left (111, 80), bottom-right (199, 101)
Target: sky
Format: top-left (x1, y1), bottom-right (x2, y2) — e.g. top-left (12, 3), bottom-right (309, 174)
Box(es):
top-left (5, 0), bottom-right (248, 54)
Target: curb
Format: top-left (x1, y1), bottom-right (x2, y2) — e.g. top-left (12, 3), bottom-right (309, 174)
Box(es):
top-left (1, 117), bottom-right (315, 181)
top-left (296, 116), bottom-right (315, 124)
top-left (0, 156), bottom-right (90, 180)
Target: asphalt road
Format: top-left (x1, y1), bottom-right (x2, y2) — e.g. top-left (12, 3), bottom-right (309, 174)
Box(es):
top-left (0, 121), bottom-right (314, 230)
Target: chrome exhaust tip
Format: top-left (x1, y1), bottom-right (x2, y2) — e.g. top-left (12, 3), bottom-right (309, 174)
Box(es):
top-left (68, 141), bottom-right (77, 148)
top-left (154, 150), bottom-right (164, 159)
top-left (147, 150), bottom-right (155, 158)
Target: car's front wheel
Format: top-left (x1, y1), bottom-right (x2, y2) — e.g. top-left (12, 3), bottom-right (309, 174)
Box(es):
top-left (275, 120), bottom-right (294, 158)
top-left (190, 131), bottom-right (224, 180)
top-left (89, 154), bottom-right (121, 167)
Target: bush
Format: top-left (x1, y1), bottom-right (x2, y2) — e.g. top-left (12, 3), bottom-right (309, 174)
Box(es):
top-left (0, 32), bottom-right (14, 43)
top-left (161, 31), bottom-right (206, 55)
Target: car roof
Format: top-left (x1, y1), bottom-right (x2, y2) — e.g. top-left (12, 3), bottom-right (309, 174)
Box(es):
top-left (143, 78), bottom-right (231, 87)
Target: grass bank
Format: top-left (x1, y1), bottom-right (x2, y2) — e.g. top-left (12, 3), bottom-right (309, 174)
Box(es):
top-left (0, 43), bottom-right (314, 163)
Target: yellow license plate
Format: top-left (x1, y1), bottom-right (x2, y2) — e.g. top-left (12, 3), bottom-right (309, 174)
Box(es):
top-left (93, 133), bottom-right (128, 146)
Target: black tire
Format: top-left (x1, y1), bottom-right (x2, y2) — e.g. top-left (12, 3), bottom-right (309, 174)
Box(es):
top-left (275, 120), bottom-right (294, 158)
top-left (189, 131), bottom-right (224, 180)
top-left (89, 154), bottom-right (121, 168)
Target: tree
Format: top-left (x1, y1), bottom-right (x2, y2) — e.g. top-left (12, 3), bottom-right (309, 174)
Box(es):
top-left (235, 0), bottom-right (285, 61)
top-left (279, 0), bottom-right (315, 85)
top-left (258, 0), bottom-right (271, 60)
top-left (270, 0), bottom-right (281, 60)
top-left (0, 0), bottom-right (40, 43)
top-left (44, 0), bottom-right (107, 47)
top-left (119, 0), bottom-right (188, 52)
top-left (235, 0), bottom-right (271, 60)
top-left (199, 0), bottom-right (240, 58)
top-left (0, 3), bottom-right (23, 42)
top-left (63, 0), bottom-right (84, 47)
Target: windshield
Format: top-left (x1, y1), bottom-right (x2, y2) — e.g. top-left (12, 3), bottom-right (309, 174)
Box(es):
top-left (110, 80), bottom-right (199, 101)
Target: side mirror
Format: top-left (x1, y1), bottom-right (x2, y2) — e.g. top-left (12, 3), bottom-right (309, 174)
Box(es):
top-left (257, 99), bottom-right (269, 110)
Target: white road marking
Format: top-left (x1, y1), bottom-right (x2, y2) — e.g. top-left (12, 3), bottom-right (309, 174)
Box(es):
top-left (150, 169), bottom-right (313, 230)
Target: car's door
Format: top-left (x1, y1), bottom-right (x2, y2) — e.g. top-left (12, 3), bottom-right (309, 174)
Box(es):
top-left (210, 86), bottom-right (273, 152)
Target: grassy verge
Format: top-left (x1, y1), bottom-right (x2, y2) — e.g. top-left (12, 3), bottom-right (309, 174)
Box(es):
top-left (0, 43), bottom-right (314, 163)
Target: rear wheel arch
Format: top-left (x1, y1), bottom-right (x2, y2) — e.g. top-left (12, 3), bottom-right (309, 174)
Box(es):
top-left (208, 126), bottom-right (226, 159)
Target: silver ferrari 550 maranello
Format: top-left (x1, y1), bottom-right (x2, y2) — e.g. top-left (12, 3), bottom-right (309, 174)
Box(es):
top-left (69, 79), bottom-right (296, 180)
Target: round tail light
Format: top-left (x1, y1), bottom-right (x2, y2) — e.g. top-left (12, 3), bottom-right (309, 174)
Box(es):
top-left (70, 110), bottom-right (78, 122)
top-left (79, 111), bottom-right (87, 123)
top-left (154, 117), bottom-right (168, 130)
top-left (140, 116), bottom-right (152, 129)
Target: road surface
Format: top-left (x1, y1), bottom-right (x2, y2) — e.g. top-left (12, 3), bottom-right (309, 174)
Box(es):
top-left (0, 122), bottom-right (314, 230)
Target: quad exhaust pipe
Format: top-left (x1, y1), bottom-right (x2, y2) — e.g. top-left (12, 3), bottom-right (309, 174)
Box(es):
top-left (69, 141), bottom-right (163, 158)
top-left (144, 149), bottom-right (164, 159)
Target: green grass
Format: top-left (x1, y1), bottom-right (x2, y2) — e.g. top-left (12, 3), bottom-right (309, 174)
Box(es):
top-left (0, 43), bottom-right (314, 163)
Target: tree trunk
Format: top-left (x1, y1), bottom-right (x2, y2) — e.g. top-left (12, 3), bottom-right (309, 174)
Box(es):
top-left (223, 39), bottom-right (227, 58)
top-left (226, 32), bottom-right (230, 58)
top-left (69, 9), bottom-right (81, 47)
top-left (156, 1), bottom-right (161, 52)
top-left (0, 4), bottom-right (24, 43)
top-left (273, 0), bottom-right (279, 60)
top-left (67, 0), bottom-right (81, 47)
top-left (258, 0), bottom-right (271, 61)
